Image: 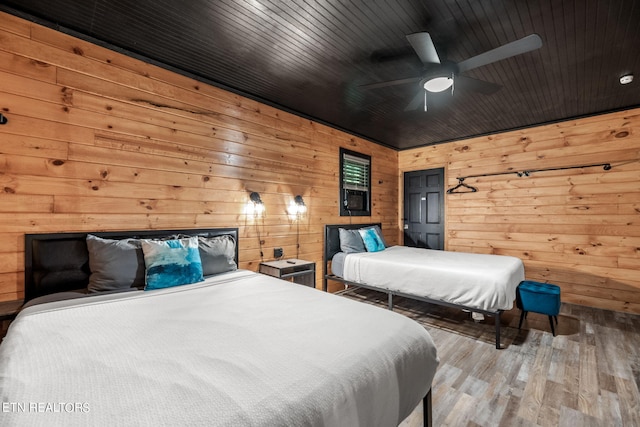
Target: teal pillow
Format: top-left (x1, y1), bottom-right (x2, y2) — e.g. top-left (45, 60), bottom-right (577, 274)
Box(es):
top-left (365, 225), bottom-right (387, 248)
top-left (358, 228), bottom-right (386, 252)
top-left (141, 237), bottom-right (204, 290)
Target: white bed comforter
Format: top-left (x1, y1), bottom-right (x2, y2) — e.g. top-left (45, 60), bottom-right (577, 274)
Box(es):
top-left (343, 246), bottom-right (525, 312)
top-left (0, 270), bottom-right (438, 427)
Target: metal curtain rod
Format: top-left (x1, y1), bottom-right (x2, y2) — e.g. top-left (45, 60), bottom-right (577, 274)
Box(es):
top-left (457, 162), bottom-right (612, 180)
top-left (447, 162), bottom-right (612, 194)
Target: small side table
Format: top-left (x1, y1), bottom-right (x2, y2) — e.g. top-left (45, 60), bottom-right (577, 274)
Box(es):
top-left (0, 299), bottom-right (23, 321)
top-left (259, 259), bottom-right (316, 287)
top-left (0, 299), bottom-right (23, 340)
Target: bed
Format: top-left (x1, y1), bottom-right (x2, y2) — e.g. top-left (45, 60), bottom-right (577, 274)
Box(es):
top-left (0, 228), bottom-right (439, 427)
top-left (323, 223), bottom-right (525, 349)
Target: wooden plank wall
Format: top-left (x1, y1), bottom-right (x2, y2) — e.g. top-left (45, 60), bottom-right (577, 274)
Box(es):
top-left (399, 109), bottom-right (640, 314)
top-left (1, 11), bottom-right (637, 315)
top-left (0, 12), bottom-right (399, 302)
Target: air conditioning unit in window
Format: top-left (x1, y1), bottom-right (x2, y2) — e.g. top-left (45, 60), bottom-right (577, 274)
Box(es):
top-left (343, 189), bottom-right (367, 211)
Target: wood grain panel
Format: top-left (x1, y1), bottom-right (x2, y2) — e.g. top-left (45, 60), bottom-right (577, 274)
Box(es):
top-left (0, 134), bottom-right (69, 159)
top-left (0, 12), bottom-right (398, 301)
top-left (0, 12), bottom-right (31, 37)
top-left (400, 108), bottom-right (640, 314)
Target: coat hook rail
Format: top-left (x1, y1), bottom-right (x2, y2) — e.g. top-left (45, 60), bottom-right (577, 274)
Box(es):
top-left (447, 162), bottom-right (612, 194)
top-left (519, 162), bottom-right (611, 177)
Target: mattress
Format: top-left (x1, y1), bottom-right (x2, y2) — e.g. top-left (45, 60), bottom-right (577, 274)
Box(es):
top-left (342, 246), bottom-right (525, 312)
top-left (331, 251), bottom-right (348, 277)
top-left (0, 270), bottom-right (438, 427)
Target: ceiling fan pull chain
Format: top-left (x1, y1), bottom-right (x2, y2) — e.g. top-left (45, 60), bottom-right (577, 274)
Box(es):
top-left (451, 72), bottom-right (455, 96)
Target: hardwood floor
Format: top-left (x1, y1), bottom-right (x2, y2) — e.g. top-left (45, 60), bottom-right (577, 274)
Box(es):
top-left (339, 288), bottom-right (640, 427)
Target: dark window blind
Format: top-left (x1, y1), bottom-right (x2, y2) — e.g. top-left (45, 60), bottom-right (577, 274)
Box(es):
top-left (342, 153), bottom-right (370, 191)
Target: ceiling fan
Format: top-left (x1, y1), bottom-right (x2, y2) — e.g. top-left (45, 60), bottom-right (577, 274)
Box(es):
top-left (361, 32), bottom-right (543, 111)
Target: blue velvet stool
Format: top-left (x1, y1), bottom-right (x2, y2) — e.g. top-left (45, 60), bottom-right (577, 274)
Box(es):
top-left (516, 281), bottom-right (561, 336)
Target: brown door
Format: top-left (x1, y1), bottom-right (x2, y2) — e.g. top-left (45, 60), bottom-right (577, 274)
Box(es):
top-left (403, 168), bottom-right (445, 249)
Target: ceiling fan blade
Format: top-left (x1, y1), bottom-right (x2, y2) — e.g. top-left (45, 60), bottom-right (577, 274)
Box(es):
top-left (404, 91), bottom-right (424, 111)
top-left (360, 76), bottom-right (422, 90)
top-left (369, 46), bottom-right (420, 64)
top-left (457, 34), bottom-right (542, 73)
top-left (406, 32), bottom-right (441, 65)
top-left (455, 75), bottom-right (502, 95)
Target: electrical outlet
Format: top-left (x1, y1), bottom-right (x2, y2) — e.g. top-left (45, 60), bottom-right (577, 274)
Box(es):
top-left (274, 247), bottom-right (283, 258)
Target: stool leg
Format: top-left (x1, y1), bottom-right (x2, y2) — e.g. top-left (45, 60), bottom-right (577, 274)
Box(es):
top-left (518, 310), bottom-right (526, 330)
top-left (548, 316), bottom-right (556, 336)
top-left (495, 312), bottom-right (501, 350)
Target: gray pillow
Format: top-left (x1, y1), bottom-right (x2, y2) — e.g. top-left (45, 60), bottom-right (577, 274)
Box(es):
top-left (86, 235), bottom-right (145, 292)
top-left (198, 235), bottom-right (237, 275)
top-left (338, 228), bottom-right (366, 253)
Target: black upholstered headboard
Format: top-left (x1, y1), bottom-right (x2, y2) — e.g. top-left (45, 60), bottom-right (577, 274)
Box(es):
top-left (323, 223), bottom-right (381, 262)
top-left (24, 228), bottom-right (239, 302)
top-left (322, 223), bottom-right (381, 291)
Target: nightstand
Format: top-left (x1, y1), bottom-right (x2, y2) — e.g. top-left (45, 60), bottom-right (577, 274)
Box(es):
top-left (0, 299), bottom-right (23, 340)
top-left (259, 259), bottom-right (316, 287)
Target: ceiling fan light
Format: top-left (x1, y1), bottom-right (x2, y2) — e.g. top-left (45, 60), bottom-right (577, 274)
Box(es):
top-left (619, 74), bottom-right (633, 85)
top-left (424, 76), bottom-right (453, 92)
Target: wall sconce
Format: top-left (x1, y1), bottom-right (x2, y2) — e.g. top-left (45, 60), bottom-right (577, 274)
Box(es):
top-left (288, 195), bottom-right (307, 218)
top-left (288, 195), bottom-right (306, 259)
top-left (245, 191), bottom-right (265, 218)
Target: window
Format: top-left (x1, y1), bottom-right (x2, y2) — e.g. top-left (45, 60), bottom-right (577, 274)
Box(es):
top-left (340, 148), bottom-right (371, 216)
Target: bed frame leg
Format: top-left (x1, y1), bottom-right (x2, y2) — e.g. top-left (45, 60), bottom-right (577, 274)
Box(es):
top-left (388, 292), bottom-right (393, 310)
top-left (423, 389), bottom-right (432, 427)
top-left (495, 311), bottom-right (502, 349)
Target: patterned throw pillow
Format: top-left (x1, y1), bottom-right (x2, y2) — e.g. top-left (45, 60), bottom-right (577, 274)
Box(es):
top-left (365, 225), bottom-right (387, 248)
top-left (358, 228), bottom-right (386, 252)
top-left (141, 237), bottom-right (204, 290)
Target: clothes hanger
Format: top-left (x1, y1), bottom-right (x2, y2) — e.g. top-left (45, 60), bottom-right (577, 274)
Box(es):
top-left (446, 178), bottom-right (478, 194)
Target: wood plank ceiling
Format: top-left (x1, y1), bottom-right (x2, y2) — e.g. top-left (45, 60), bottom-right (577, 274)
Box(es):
top-left (2, 0), bottom-right (639, 150)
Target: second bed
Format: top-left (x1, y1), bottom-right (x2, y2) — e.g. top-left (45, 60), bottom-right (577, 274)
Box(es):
top-left (324, 223), bottom-right (525, 349)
